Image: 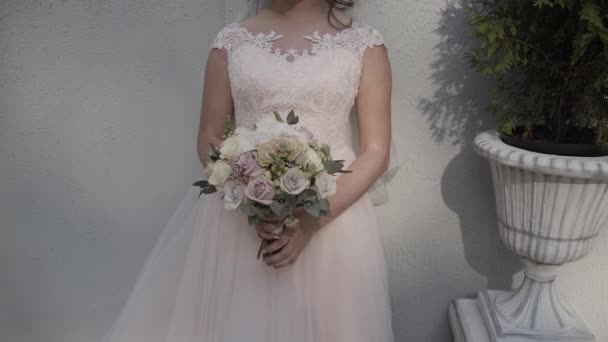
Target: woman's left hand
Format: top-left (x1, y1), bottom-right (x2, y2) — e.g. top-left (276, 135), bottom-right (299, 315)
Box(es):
top-left (262, 213), bottom-right (321, 268)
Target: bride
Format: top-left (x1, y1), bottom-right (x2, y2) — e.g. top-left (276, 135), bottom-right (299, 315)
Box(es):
top-left (101, 0), bottom-right (394, 341)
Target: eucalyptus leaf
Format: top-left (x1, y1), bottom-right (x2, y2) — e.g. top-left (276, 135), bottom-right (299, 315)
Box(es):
top-left (240, 202), bottom-right (256, 216)
top-left (192, 180), bottom-right (209, 188)
top-left (273, 111), bottom-right (284, 122)
top-left (248, 215), bottom-right (261, 225)
top-left (202, 185), bottom-right (217, 194)
top-left (286, 110), bottom-right (299, 125)
top-left (319, 199), bottom-right (332, 216)
top-left (305, 202), bottom-right (321, 218)
top-left (299, 188), bottom-right (318, 201)
top-left (318, 199), bottom-right (330, 212)
top-left (210, 144), bottom-right (221, 161)
top-left (285, 194), bottom-right (298, 208)
top-left (270, 201), bottom-right (285, 216)
top-left (323, 160), bottom-right (345, 175)
top-left (252, 205), bottom-right (267, 217)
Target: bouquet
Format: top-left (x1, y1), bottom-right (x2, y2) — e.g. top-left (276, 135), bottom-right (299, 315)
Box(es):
top-left (193, 110), bottom-right (351, 259)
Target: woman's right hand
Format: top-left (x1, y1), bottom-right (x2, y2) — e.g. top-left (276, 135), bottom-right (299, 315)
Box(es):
top-left (255, 215), bottom-right (282, 240)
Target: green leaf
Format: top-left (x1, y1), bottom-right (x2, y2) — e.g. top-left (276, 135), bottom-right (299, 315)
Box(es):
top-left (323, 160), bottom-right (347, 175)
top-left (248, 215), bottom-right (261, 225)
top-left (299, 188), bottom-right (318, 201)
top-left (273, 111), bottom-right (284, 122)
top-left (240, 202), bottom-right (256, 216)
top-left (209, 144), bottom-right (221, 161)
top-left (284, 194), bottom-right (298, 209)
top-left (270, 201), bottom-right (285, 217)
top-left (498, 115), bottom-right (516, 136)
top-left (305, 202), bottom-right (321, 218)
top-left (252, 205), bottom-right (267, 217)
top-left (202, 185), bottom-right (217, 194)
top-left (286, 110), bottom-right (299, 125)
top-left (318, 199), bottom-right (329, 211)
top-left (192, 180), bottom-right (209, 188)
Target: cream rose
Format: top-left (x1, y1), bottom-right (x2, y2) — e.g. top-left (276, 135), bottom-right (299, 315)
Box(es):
top-left (315, 171), bottom-right (337, 199)
top-left (304, 147), bottom-right (324, 172)
top-left (256, 140), bottom-right (278, 167)
top-left (204, 160), bottom-right (215, 178)
top-left (277, 136), bottom-right (306, 161)
top-left (219, 136), bottom-right (241, 160)
top-left (208, 160), bottom-right (231, 189)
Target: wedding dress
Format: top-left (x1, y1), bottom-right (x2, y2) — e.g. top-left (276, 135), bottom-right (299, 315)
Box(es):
top-left (101, 18), bottom-right (394, 342)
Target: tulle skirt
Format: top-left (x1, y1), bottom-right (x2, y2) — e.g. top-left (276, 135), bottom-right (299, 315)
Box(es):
top-left (100, 171), bottom-right (394, 342)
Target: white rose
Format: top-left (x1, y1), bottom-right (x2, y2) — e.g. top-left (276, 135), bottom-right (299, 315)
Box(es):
top-left (223, 180), bottom-right (244, 210)
top-left (315, 171), bottom-right (337, 199)
top-left (280, 168), bottom-right (310, 195)
top-left (255, 118), bottom-right (304, 142)
top-left (304, 148), bottom-right (324, 172)
top-left (219, 136), bottom-right (241, 160)
top-left (233, 127), bottom-right (258, 152)
top-left (204, 160), bottom-right (215, 178)
top-left (207, 160), bottom-right (231, 189)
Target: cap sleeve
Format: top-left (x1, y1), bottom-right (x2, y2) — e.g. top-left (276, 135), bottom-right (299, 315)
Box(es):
top-left (210, 22), bottom-right (240, 52)
top-left (349, 21), bottom-right (387, 60)
top-left (360, 23), bottom-right (386, 50)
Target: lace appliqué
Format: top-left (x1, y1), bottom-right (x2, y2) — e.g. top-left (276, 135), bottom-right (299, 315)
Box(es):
top-left (210, 20), bottom-right (386, 62)
top-left (303, 23), bottom-right (386, 60)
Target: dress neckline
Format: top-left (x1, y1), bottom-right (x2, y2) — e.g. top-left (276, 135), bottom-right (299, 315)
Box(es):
top-left (228, 19), bottom-right (362, 62)
top-left (232, 18), bottom-right (360, 42)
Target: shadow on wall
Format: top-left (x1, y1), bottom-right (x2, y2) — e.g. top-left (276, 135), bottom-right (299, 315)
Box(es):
top-left (418, 0), bottom-right (522, 292)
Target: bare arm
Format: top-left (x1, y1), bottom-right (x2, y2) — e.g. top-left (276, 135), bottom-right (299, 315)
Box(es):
top-left (314, 43), bottom-right (392, 227)
top-left (196, 47), bottom-right (233, 168)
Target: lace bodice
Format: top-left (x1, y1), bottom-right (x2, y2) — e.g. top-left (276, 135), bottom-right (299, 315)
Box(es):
top-left (210, 18), bottom-right (386, 160)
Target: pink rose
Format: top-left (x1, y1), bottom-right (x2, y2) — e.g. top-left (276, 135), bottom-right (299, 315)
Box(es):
top-left (235, 151), bottom-right (264, 177)
top-left (279, 168), bottom-right (310, 195)
top-left (244, 175), bottom-right (276, 205)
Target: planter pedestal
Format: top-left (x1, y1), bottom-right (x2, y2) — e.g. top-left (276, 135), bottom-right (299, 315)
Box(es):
top-left (449, 130), bottom-right (608, 342)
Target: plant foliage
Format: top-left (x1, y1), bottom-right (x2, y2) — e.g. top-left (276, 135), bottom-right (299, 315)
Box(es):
top-left (466, 0), bottom-right (608, 143)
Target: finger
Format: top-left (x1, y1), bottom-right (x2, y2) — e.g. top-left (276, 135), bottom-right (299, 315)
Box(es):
top-left (264, 243), bottom-right (294, 266)
top-left (273, 249), bottom-right (298, 268)
top-left (257, 231), bottom-right (277, 240)
top-left (260, 221), bottom-right (282, 234)
top-left (262, 213), bottom-right (280, 223)
top-left (256, 222), bottom-right (281, 236)
top-left (254, 224), bottom-right (273, 239)
top-left (263, 234), bottom-right (290, 254)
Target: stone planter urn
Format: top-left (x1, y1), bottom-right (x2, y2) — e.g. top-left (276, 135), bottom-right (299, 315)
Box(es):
top-left (449, 130), bottom-right (608, 342)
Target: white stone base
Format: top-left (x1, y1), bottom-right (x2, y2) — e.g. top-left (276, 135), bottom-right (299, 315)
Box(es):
top-left (449, 298), bottom-right (491, 342)
top-left (449, 291), bottom-right (596, 342)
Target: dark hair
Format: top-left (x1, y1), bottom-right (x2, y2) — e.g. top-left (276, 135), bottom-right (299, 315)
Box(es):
top-left (326, 0), bottom-right (355, 30)
top-left (254, 0), bottom-right (355, 30)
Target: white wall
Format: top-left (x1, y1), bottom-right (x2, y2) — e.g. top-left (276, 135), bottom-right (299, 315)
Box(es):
top-left (1, 1), bottom-right (606, 342)
top-left (0, 1), bottom-right (225, 341)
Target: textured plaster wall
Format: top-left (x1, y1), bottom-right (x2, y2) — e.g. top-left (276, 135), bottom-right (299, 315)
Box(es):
top-left (0, 1), bottom-right (225, 341)
top-left (1, 1), bottom-right (606, 342)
